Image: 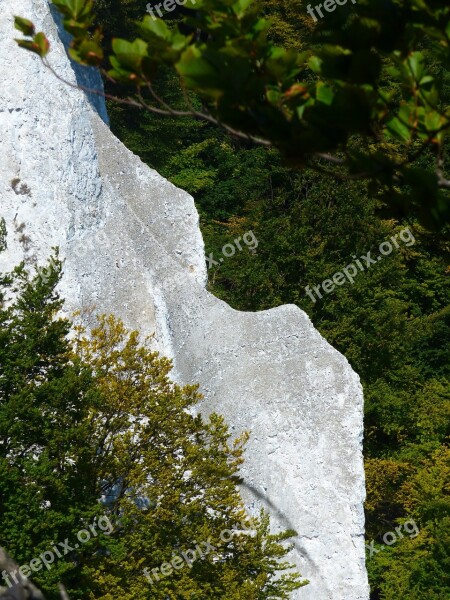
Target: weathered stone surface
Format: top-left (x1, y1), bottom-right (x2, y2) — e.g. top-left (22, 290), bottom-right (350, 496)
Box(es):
top-left (0, 547), bottom-right (45, 599)
top-left (0, 2), bottom-right (369, 598)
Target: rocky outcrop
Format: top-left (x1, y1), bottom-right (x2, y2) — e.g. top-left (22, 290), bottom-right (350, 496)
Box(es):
top-left (0, 1), bottom-right (369, 598)
top-left (0, 548), bottom-right (45, 599)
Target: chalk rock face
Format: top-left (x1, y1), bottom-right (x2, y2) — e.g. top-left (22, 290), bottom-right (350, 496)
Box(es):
top-left (0, 2), bottom-right (369, 598)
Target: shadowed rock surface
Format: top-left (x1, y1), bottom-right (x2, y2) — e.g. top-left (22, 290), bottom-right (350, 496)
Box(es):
top-left (0, 548), bottom-right (45, 599)
top-left (0, 1), bottom-right (369, 598)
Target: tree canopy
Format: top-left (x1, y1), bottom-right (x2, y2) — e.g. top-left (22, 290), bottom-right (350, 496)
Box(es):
top-left (13, 0), bottom-right (450, 228)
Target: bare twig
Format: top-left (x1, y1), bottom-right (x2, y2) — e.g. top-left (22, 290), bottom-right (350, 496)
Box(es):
top-left (42, 57), bottom-right (272, 147)
top-left (145, 81), bottom-right (272, 145)
top-left (437, 176), bottom-right (450, 189)
top-left (308, 160), bottom-right (371, 182)
top-left (435, 144), bottom-right (450, 188)
top-left (42, 58), bottom-right (142, 109)
top-left (316, 153), bottom-right (345, 165)
top-left (58, 583), bottom-right (71, 600)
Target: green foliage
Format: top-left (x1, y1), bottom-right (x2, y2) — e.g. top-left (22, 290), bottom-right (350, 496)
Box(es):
top-left (258, 0), bottom-right (312, 50)
top-left (13, 0), bottom-right (450, 226)
top-left (0, 253), bottom-right (99, 594)
top-left (0, 251), bottom-right (305, 599)
top-left (14, 17), bottom-right (35, 37)
top-left (14, 15), bottom-right (49, 57)
top-left (367, 449), bottom-right (450, 599)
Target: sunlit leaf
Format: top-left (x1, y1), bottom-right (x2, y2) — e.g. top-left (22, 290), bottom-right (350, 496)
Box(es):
top-left (14, 16), bottom-right (35, 36)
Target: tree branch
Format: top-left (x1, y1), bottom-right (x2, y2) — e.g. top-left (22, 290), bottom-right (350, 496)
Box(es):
top-left (435, 144), bottom-right (450, 188)
top-left (42, 58), bottom-right (142, 110)
top-left (42, 57), bottom-right (272, 147)
top-left (316, 153), bottom-right (345, 165)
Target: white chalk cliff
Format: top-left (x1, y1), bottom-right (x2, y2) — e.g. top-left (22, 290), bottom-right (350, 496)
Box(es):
top-left (0, 1), bottom-right (369, 598)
